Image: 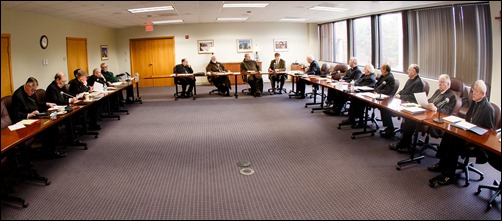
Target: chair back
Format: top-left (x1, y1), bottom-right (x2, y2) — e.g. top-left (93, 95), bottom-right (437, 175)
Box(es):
top-left (64, 84), bottom-right (70, 93)
top-left (391, 79), bottom-right (400, 96)
top-left (422, 80), bottom-right (430, 96)
top-left (451, 95), bottom-right (462, 116)
top-left (1, 96), bottom-right (13, 129)
top-left (450, 78), bottom-right (465, 99)
top-left (35, 89), bottom-right (46, 103)
top-left (490, 102), bottom-right (501, 130)
top-left (320, 63), bottom-right (331, 77)
top-left (333, 72), bottom-right (346, 80)
top-left (333, 64), bottom-right (348, 74)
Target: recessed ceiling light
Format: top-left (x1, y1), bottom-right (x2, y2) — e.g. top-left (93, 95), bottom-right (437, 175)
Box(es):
top-left (217, 18), bottom-right (249, 21)
top-left (127, 6), bottom-right (174, 13)
top-left (280, 18), bottom-right (308, 22)
top-left (309, 6), bottom-right (349, 12)
top-left (223, 3), bottom-right (269, 8)
top-left (152, 19), bottom-right (184, 24)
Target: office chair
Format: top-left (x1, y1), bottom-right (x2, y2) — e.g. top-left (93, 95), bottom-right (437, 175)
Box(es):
top-left (455, 102), bottom-right (500, 187)
top-left (475, 147), bottom-right (501, 211)
top-left (305, 63), bottom-right (330, 100)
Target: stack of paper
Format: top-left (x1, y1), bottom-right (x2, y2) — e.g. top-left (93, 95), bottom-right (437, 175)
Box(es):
top-left (401, 106), bottom-right (426, 114)
top-left (443, 115), bottom-right (464, 123)
top-left (451, 121), bottom-right (489, 135)
top-left (18, 119), bottom-right (40, 125)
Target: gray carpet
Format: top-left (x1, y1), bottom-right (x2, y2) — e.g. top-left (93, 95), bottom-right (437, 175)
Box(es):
top-left (1, 85), bottom-right (500, 220)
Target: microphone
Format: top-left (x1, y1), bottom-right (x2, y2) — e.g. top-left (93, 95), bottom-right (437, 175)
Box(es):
top-left (433, 97), bottom-right (450, 124)
top-left (375, 81), bottom-right (387, 100)
top-left (60, 91), bottom-right (75, 98)
top-left (436, 97), bottom-right (450, 109)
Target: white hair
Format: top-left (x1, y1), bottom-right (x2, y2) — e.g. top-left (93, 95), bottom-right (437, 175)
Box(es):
top-left (307, 55), bottom-right (315, 60)
top-left (474, 80), bottom-right (487, 94)
top-left (364, 64), bottom-right (374, 73)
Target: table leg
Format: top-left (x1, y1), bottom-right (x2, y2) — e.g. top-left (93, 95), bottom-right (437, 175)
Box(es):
top-left (234, 75), bottom-right (239, 98)
top-left (396, 125), bottom-right (424, 170)
top-left (193, 77), bottom-right (197, 100)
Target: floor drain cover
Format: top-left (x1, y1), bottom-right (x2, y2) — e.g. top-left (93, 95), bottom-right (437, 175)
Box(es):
top-left (237, 160), bottom-right (251, 167)
top-left (240, 168), bottom-right (255, 176)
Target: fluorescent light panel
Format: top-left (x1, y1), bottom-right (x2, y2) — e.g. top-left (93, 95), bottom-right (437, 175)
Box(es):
top-left (222, 3), bottom-right (269, 8)
top-left (128, 6), bottom-right (174, 13)
top-left (280, 18), bottom-right (307, 22)
top-left (152, 19), bottom-right (184, 24)
top-left (217, 18), bottom-right (248, 21)
top-left (309, 6), bottom-right (349, 12)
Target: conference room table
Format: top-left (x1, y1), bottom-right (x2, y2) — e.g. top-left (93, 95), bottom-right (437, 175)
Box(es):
top-left (312, 79), bottom-right (501, 169)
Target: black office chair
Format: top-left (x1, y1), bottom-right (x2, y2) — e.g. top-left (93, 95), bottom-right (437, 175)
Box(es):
top-left (208, 76), bottom-right (223, 95)
top-left (241, 74), bottom-right (252, 95)
top-left (475, 147), bottom-right (501, 211)
top-left (455, 102), bottom-right (500, 187)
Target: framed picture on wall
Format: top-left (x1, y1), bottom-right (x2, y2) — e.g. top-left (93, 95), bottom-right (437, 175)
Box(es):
top-left (100, 45), bottom-right (108, 60)
top-left (237, 39), bottom-right (253, 53)
top-left (198, 40), bottom-right (214, 54)
top-left (274, 39), bottom-right (288, 52)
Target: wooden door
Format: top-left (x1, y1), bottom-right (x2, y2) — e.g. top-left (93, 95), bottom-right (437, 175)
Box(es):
top-left (1, 34), bottom-right (13, 97)
top-left (66, 37), bottom-right (88, 79)
top-left (130, 37), bottom-right (175, 87)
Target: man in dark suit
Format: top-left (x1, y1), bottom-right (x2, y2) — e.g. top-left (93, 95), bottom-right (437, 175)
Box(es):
top-left (324, 57), bottom-right (362, 115)
top-left (380, 64), bottom-right (424, 138)
top-left (428, 80), bottom-right (495, 185)
top-left (268, 53), bottom-right (286, 94)
top-left (45, 72), bottom-right (80, 105)
top-left (69, 69), bottom-right (101, 130)
top-left (11, 77), bottom-right (66, 158)
top-left (240, 53), bottom-right (263, 96)
top-left (173, 58), bottom-right (195, 98)
top-left (101, 63), bottom-right (134, 104)
top-left (296, 55), bottom-right (321, 99)
top-left (206, 55), bottom-right (231, 96)
top-left (389, 74), bottom-right (457, 153)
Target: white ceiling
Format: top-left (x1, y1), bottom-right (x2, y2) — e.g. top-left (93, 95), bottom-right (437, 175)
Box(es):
top-left (1, 1), bottom-right (472, 29)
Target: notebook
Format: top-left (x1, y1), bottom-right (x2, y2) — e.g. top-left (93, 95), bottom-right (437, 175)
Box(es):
top-left (93, 82), bottom-right (104, 92)
top-left (413, 92), bottom-right (428, 108)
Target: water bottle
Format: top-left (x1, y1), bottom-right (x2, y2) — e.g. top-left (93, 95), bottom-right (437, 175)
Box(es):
top-left (350, 80), bottom-right (355, 92)
top-left (50, 112), bottom-right (57, 120)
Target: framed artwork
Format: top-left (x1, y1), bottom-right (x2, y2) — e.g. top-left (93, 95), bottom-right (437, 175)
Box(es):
top-left (274, 39), bottom-right (288, 52)
top-left (237, 39), bottom-right (253, 53)
top-left (198, 40), bottom-right (214, 54)
top-left (100, 45), bottom-right (108, 60)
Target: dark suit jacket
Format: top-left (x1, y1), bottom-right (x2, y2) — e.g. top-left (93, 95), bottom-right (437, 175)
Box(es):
top-left (305, 60), bottom-right (321, 76)
top-left (87, 75), bottom-right (108, 89)
top-left (268, 59), bottom-right (286, 71)
top-left (11, 85), bottom-right (47, 123)
top-left (398, 75), bottom-right (424, 103)
top-left (355, 73), bottom-right (376, 87)
top-left (45, 81), bottom-right (70, 105)
top-left (428, 88), bottom-right (457, 115)
top-left (466, 96), bottom-right (495, 130)
top-left (69, 78), bottom-right (89, 96)
top-left (206, 61), bottom-right (227, 72)
top-left (374, 72), bottom-right (396, 95)
top-left (173, 64), bottom-right (194, 74)
top-left (342, 66), bottom-right (362, 82)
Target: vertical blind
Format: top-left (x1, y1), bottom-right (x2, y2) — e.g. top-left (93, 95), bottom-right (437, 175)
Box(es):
top-left (319, 23), bottom-right (334, 62)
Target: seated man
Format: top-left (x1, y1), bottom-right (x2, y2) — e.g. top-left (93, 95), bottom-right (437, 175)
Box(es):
top-left (340, 63), bottom-right (377, 128)
top-left (69, 69), bottom-right (102, 130)
top-left (241, 53), bottom-right (263, 96)
top-left (206, 55), bottom-right (231, 96)
top-left (380, 64), bottom-right (424, 138)
top-left (101, 63), bottom-right (134, 104)
top-left (324, 57), bottom-right (362, 115)
top-left (428, 80), bottom-right (494, 185)
top-left (173, 58), bottom-right (195, 98)
top-left (268, 52), bottom-right (286, 94)
top-left (296, 55), bottom-right (320, 99)
top-left (389, 74), bottom-right (457, 153)
top-left (11, 77), bottom-right (64, 158)
top-left (45, 71), bottom-right (81, 105)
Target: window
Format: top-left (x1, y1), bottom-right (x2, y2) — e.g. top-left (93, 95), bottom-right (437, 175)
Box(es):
top-left (319, 23), bottom-right (334, 62)
top-left (353, 17), bottom-right (372, 66)
top-left (379, 13), bottom-right (403, 73)
top-left (334, 21), bottom-right (348, 64)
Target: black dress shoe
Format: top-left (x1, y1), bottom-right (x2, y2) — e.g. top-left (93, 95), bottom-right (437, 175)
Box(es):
top-left (438, 175), bottom-right (455, 185)
top-left (52, 151), bottom-right (67, 159)
top-left (396, 146), bottom-right (412, 153)
top-left (389, 142), bottom-right (399, 150)
top-left (380, 128), bottom-right (395, 138)
top-left (428, 163), bottom-right (442, 172)
top-left (296, 95), bottom-right (305, 99)
top-left (89, 124), bottom-right (102, 130)
top-left (351, 122), bottom-right (364, 129)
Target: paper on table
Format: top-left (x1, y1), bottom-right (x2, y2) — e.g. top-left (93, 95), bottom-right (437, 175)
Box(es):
top-left (18, 119), bottom-right (40, 125)
top-left (360, 92), bottom-right (388, 99)
top-left (111, 82), bottom-right (123, 86)
top-left (8, 123), bottom-right (26, 131)
top-left (443, 115), bottom-right (464, 123)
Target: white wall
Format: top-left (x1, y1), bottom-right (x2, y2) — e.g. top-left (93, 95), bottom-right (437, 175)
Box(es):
top-left (115, 22), bottom-right (310, 75)
top-left (1, 10), bottom-right (118, 88)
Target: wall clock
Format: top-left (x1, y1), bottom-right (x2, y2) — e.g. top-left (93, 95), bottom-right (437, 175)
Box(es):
top-left (40, 35), bottom-right (48, 49)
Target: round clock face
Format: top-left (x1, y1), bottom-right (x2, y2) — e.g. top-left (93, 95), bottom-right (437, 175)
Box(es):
top-left (40, 35), bottom-right (48, 49)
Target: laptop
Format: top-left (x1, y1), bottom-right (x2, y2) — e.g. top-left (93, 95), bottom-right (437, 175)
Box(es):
top-left (413, 92), bottom-right (428, 108)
